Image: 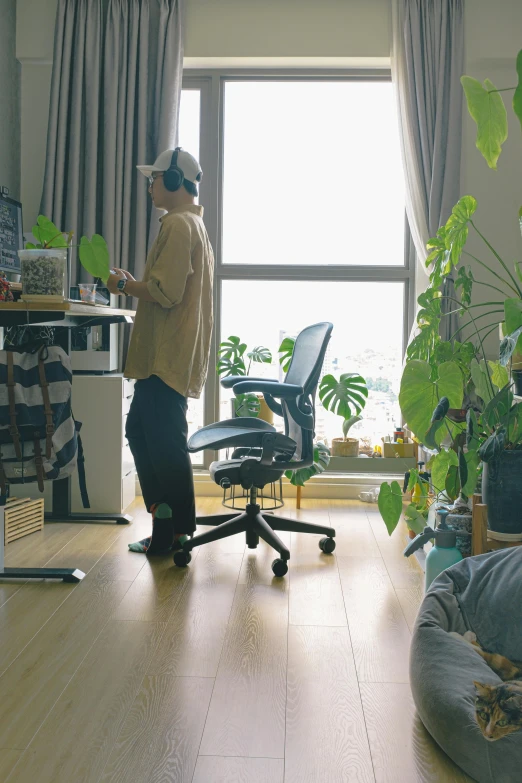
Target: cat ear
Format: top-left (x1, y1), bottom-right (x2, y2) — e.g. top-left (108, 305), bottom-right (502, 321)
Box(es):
top-left (474, 681), bottom-right (492, 699)
top-left (505, 692), bottom-right (522, 709)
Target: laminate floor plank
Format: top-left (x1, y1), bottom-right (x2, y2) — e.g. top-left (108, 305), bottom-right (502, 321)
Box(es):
top-left (99, 675), bottom-right (213, 783)
top-left (360, 683), bottom-right (474, 782)
top-left (147, 549), bottom-right (243, 677)
top-left (7, 621), bottom-right (165, 783)
top-left (199, 582), bottom-right (288, 759)
top-left (285, 625), bottom-right (375, 783)
top-left (193, 756), bottom-right (285, 783)
top-left (338, 557), bottom-right (411, 683)
top-left (43, 522), bottom-right (123, 574)
top-left (396, 585), bottom-right (424, 632)
top-left (0, 577), bottom-right (132, 749)
top-left (0, 581), bottom-right (75, 677)
top-left (289, 531), bottom-right (347, 626)
top-left (4, 522), bottom-right (84, 568)
top-left (0, 749), bottom-right (22, 780)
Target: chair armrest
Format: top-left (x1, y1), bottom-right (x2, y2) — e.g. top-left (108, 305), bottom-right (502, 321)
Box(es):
top-left (220, 376), bottom-right (271, 390)
top-left (232, 380), bottom-right (304, 398)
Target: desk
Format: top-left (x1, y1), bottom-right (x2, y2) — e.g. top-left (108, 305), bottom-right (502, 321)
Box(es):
top-left (0, 301), bottom-right (135, 528)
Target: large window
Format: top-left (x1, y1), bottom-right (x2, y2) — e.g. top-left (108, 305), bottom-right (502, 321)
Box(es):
top-left (179, 73), bottom-right (411, 470)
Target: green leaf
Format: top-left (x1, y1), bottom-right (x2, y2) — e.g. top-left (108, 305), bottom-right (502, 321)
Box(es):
top-left (479, 427), bottom-right (506, 463)
top-left (399, 360), bottom-right (463, 445)
top-left (217, 357), bottom-right (247, 378)
top-left (319, 373), bottom-right (368, 419)
top-left (426, 227), bottom-right (452, 288)
top-left (461, 76), bottom-right (508, 169)
top-left (445, 196), bottom-right (477, 268)
top-left (218, 336), bottom-right (247, 360)
top-left (25, 242), bottom-right (37, 249)
top-left (501, 298), bottom-right (522, 363)
top-left (278, 337), bottom-right (295, 373)
top-left (342, 415), bottom-right (362, 438)
top-left (430, 449), bottom-right (459, 495)
top-left (513, 49), bottom-right (522, 133)
top-left (247, 346), bottom-right (272, 364)
top-left (378, 481), bottom-right (403, 536)
top-left (482, 384), bottom-right (513, 431)
top-left (463, 450), bottom-right (480, 497)
top-left (488, 360), bottom-right (509, 387)
top-left (285, 441), bottom-right (330, 486)
top-left (455, 265), bottom-right (474, 307)
top-left (470, 358), bottom-right (494, 404)
top-left (466, 408), bottom-right (480, 451)
top-left (445, 464), bottom-right (460, 500)
top-left (506, 401), bottom-right (522, 444)
top-left (78, 234), bottom-right (110, 282)
top-left (407, 469), bottom-right (419, 493)
top-left (32, 215), bottom-right (67, 249)
top-left (234, 393), bottom-right (260, 418)
top-left (458, 448), bottom-right (468, 491)
top-left (404, 504), bottom-right (427, 536)
top-left (424, 396), bottom-right (450, 450)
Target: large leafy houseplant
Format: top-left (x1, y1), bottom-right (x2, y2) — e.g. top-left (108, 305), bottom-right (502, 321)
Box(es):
top-left (379, 49), bottom-right (522, 537)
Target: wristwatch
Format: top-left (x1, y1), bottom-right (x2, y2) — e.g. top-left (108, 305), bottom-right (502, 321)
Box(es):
top-left (117, 278), bottom-right (128, 294)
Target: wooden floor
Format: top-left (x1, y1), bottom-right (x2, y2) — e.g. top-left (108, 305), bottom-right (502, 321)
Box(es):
top-left (0, 498), bottom-right (473, 783)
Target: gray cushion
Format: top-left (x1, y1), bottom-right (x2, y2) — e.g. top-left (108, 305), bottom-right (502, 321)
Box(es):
top-left (410, 547), bottom-right (522, 783)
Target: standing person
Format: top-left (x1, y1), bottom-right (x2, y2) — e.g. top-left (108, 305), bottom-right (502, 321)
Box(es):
top-left (106, 148), bottom-right (214, 553)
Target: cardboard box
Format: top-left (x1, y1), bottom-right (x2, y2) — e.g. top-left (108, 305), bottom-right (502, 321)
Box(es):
top-left (381, 437), bottom-right (415, 458)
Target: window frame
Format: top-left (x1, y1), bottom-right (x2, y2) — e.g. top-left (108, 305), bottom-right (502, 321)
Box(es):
top-left (182, 70), bottom-right (414, 471)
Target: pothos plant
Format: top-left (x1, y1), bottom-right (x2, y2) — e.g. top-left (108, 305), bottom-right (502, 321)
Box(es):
top-left (27, 215), bottom-right (111, 281)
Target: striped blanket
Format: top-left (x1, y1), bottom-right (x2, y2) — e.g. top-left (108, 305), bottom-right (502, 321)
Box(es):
top-left (0, 345), bottom-right (82, 494)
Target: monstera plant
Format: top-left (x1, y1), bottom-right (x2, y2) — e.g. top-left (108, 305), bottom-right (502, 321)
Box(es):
top-left (217, 336), bottom-right (272, 417)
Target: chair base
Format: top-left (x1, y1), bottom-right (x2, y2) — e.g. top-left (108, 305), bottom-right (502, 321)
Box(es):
top-left (179, 503), bottom-right (336, 565)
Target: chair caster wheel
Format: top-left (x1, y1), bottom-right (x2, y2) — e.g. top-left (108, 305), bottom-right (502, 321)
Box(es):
top-left (319, 537), bottom-right (336, 554)
top-left (173, 550), bottom-right (192, 568)
top-left (272, 558), bottom-right (288, 577)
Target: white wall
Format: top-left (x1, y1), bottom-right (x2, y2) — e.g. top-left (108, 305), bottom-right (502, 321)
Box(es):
top-left (0, 0), bottom-right (20, 199)
top-left (460, 0), bottom-right (522, 355)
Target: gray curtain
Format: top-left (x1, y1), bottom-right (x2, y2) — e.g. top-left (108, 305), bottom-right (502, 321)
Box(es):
top-left (41, 0), bottom-right (184, 283)
top-left (392, 0), bottom-right (465, 343)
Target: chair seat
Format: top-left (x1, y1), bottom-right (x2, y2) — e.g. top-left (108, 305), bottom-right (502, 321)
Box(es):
top-left (210, 457), bottom-right (286, 489)
top-left (189, 417), bottom-right (295, 455)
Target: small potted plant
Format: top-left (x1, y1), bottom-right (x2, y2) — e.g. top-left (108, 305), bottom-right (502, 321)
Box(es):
top-left (318, 373), bottom-right (368, 457)
top-left (19, 215), bottom-right (110, 302)
top-left (217, 335), bottom-right (273, 420)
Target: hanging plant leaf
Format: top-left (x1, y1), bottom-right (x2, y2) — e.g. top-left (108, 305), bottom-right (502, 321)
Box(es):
top-left (32, 215), bottom-right (68, 249)
top-left (445, 464), bottom-right (461, 500)
top-left (461, 76), bottom-right (508, 169)
top-left (79, 234), bottom-right (110, 282)
top-left (319, 373), bottom-right (368, 419)
top-left (424, 396), bottom-right (450, 450)
top-left (466, 407), bottom-right (480, 451)
top-left (247, 346), bottom-right (272, 364)
top-left (430, 448), bottom-right (459, 496)
top-left (278, 336), bottom-right (296, 373)
top-left (399, 360), bottom-right (463, 445)
top-left (455, 265), bottom-right (474, 307)
top-left (378, 481), bottom-right (403, 536)
top-left (479, 427), bottom-right (506, 463)
top-left (513, 49), bottom-right (522, 133)
top-left (404, 504), bottom-right (427, 536)
top-left (285, 441), bottom-right (330, 486)
top-left (463, 450), bottom-right (480, 497)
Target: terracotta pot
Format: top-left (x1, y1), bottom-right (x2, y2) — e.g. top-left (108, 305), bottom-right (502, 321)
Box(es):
top-left (331, 437), bottom-right (359, 457)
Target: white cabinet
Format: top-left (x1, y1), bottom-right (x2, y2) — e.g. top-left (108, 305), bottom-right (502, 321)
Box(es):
top-left (70, 375), bottom-right (136, 514)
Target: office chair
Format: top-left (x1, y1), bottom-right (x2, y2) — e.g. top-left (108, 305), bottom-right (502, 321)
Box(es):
top-left (173, 322), bottom-right (336, 577)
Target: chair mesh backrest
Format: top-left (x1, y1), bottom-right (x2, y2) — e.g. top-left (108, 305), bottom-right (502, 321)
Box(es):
top-left (282, 322), bottom-right (333, 461)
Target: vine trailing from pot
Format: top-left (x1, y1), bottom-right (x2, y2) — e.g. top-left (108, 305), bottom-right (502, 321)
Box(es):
top-left (378, 48), bottom-right (522, 540)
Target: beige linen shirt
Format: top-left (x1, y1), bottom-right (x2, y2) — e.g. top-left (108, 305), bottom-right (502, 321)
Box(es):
top-left (124, 205), bottom-right (214, 398)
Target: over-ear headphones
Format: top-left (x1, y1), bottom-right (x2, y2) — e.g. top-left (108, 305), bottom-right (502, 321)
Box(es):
top-left (163, 147), bottom-right (184, 192)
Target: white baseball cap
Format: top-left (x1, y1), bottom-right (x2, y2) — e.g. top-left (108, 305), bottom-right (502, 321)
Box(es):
top-left (136, 148), bottom-right (203, 184)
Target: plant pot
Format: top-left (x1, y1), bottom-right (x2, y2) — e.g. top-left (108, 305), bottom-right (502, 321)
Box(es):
top-left (331, 437), bottom-right (359, 457)
top-left (257, 395), bottom-right (274, 425)
top-left (513, 369), bottom-right (522, 397)
top-left (483, 450), bottom-right (522, 535)
top-left (18, 248), bottom-right (68, 301)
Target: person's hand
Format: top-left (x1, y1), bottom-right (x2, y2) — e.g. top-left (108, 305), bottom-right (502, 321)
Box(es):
top-left (106, 268), bottom-right (126, 294)
top-left (113, 268), bottom-right (136, 281)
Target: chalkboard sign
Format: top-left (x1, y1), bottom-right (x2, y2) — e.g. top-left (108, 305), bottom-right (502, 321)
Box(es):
top-left (0, 193), bottom-right (23, 274)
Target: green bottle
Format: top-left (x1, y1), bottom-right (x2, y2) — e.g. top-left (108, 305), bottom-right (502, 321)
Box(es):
top-left (404, 508), bottom-right (463, 590)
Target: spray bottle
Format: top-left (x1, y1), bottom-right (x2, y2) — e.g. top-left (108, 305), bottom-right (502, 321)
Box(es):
top-left (403, 508), bottom-right (463, 590)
